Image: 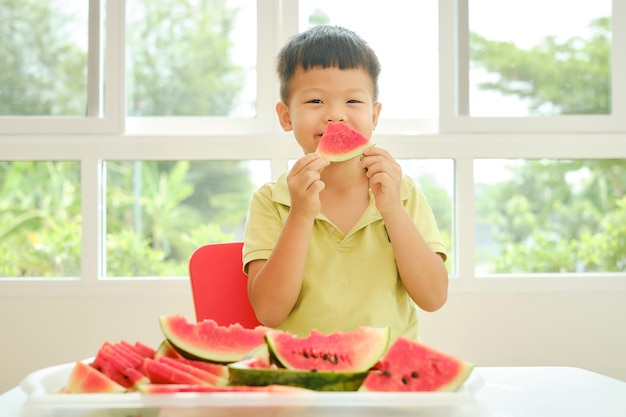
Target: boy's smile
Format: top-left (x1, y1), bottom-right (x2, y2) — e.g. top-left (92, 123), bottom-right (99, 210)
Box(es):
top-left (276, 66), bottom-right (382, 155)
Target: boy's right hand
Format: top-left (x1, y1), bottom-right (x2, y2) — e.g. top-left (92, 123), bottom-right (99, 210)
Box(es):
top-left (287, 153), bottom-right (330, 219)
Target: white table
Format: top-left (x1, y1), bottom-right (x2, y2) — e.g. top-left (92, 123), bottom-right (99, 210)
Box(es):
top-left (1, 366), bottom-right (625, 416)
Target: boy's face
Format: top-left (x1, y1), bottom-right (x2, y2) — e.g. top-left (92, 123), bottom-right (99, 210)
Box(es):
top-left (276, 66), bottom-right (382, 155)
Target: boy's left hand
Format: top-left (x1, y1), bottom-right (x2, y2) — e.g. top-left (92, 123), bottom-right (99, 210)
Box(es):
top-left (359, 146), bottom-right (402, 215)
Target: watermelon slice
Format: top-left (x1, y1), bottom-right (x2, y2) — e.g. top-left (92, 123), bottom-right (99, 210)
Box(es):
top-left (158, 314), bottom-right (269, 363)
top-left (62, 361), bottom-right (126, 393)
top-left (316, 122), bottom-right (374, 162)
top-left (265, 327), bottom-right (390, 373)
top-left (359, 337), bottom-right (474, 392)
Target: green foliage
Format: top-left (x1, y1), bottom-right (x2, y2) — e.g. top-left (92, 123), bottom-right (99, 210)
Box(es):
top-left (470, 14), bottom-right (624, 273)
top-left (0, 0), bottom-right (87, 115)
top-left (471, 17), bottom-right (611, 115)
top-left (126, 0), bottom-right (245, 116)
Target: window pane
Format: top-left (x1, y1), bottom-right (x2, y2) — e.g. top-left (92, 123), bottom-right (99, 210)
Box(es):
top-left (126, 0), bottom-right (257, 117)
top-left (104, 160), bottom-right (270, 277)
top-left (469, 0), bottom-right (612, 116)
top-left (0, 161), bottom-right (81, 277)
top-left (399, 159), bottom-right (455, 274)
top-left (0, 1), bottom-right (89, 116)
top-left (475, 159), bottom-right (626, 273)
top-left (299, 0), bottom-right (439, 119)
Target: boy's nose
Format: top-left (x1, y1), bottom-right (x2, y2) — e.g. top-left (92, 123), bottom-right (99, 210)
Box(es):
top-left (327, 113), bottom-right (345, 122)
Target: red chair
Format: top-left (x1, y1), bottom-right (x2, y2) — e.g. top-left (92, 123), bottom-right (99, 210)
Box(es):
top-left (188, 241), bottom-right (262, 328)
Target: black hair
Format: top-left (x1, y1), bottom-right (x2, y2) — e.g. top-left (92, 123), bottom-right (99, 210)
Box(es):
top-left (276, 25), bottom-right (381, 103)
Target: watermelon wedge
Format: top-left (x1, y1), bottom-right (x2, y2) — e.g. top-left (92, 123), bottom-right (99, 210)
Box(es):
top-left (62, 361), bottom-right (126, 394)
top-left (316, 122), bottom-right (374, 162)
top-left (158, 314), bottom-right (269, 363)
top-left (265, 327), bottom-right (390, 373)
top-left (359, 337), bottom-right (474, 392)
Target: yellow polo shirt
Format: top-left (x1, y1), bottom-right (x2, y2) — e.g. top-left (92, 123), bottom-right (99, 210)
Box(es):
top-left (243, 172), bottom-right (446, 341)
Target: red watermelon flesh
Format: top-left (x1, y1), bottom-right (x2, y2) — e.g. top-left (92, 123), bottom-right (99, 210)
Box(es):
top-left (316, 122), bottom-right (374, 162)
top-left (143, 358), bottom-right (211, 385)
top-left (91, 342), bottom-right (152, 389)
top-left (159, 314), bottom-right (269, 363)
top-left (153, 356), bottom-right (228, 386)
top-left (265, 327), bottom-right (390, 373)
top-left (359, 337), bottom-right (474, 392)
top-left (62, 361), bottom-right (126, 394)
top-left (138, 383), bottom-right (309, 394)
top-left (176, 357), bottom-right (230, 379)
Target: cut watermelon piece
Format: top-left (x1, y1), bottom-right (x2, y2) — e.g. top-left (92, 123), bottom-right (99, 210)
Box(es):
top-left (91, 342), bottom-right (150, 389)
top-left (62, 361), bottom-right (126, 394)
top-left (159, 314), bottom-right (269, 363)
top-left (359, 337), bottom-right (474, 392)
top-left (153, 356), bottom-right (228, 386)
top-left (143, 358), bottom-right (211, 385)
top-left (137, 383), bottom-right (310, 394)
top-left (316, 122), bottom-right (374, 162)
top-left (265, 327), bottom-right (390, 373)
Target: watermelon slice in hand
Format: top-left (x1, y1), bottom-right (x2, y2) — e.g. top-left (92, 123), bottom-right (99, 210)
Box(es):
top-left (316, 122), bottom-right (374, 162)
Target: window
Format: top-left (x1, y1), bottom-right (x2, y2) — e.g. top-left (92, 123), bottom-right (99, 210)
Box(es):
top-left (1, 1), bottom-right (624, 291)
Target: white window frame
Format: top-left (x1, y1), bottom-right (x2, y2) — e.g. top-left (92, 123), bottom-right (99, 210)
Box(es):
top-left (0, 0), bottom-right (625, 298)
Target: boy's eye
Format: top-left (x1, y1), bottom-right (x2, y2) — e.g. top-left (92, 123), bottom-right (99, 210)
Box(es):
top-left (307, 99), bottom-right (323, 104)
top-left (347, 99), bottom-right (362, 104)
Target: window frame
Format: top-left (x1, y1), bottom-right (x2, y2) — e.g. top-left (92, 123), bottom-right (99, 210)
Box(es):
top-left (0, 0), bottom-right (625, 296)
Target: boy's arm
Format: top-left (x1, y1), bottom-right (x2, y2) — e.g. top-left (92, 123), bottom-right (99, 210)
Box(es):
top-left (381, 207), bottom-right (449, 311)
top-left (247, 153), bottom-right (329, 327)
top-left (360, 147), bottom-right (448, 311)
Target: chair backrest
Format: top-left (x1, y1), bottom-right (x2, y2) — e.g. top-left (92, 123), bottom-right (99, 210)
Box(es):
top-left (188, 241), bottom-right (261, 328)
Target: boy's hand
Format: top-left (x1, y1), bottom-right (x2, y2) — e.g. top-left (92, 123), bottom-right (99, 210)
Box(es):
top-left (287, 153), bottom-right (330, 219)
top-left (359, 147), bottom-right (403, 215)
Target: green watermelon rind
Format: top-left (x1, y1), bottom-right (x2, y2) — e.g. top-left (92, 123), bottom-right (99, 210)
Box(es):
top-left (158, 314), bottom-right (268, 364)
top-left (228, 359), bottom-right (368, 392)
top-left (265, 327), bottom-right (390, 373)
top-left (316, 123), bottom-right (374, 162)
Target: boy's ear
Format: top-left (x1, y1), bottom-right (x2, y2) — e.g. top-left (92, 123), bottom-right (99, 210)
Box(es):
top-left (276, 101), bottom-right (293, 131)
top-left (371, 102), bottom-right (382, 130)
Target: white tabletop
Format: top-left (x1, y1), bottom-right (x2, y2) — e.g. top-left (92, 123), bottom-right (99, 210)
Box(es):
top-left (1, 366), bottom-right (625, 416)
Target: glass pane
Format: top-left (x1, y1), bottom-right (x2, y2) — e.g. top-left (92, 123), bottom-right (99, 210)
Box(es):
top-left (0, 1), bottom-right (89, 116)
top-left (399, 159), bottom-right (455, 274)
top-left (475, 159), bottom-right (626, 274)
top-left (104, 160), bottom-right (270, 277)
top-left (469, 0), bottom-right (612, 116)
top-left (299, 0), bottom-right (439, 119)
top-left (0, 161), bottom-right (81, 277)
top-left (126, 0), bottom-right (257, 117)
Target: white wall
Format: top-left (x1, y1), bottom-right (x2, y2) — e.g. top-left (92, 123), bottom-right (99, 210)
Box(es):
top-left (2, 290), bottom-right (625, 393)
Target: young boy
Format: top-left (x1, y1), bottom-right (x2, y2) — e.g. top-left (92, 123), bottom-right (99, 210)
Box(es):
top-left (243, 25), bottom-right (448, 341)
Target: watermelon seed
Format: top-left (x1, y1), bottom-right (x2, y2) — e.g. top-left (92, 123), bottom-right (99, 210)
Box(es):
top-left (323, 353), bottom-right (329, 361)
top-left (401, 376), bottom-right (410, 385)
top-left (382, 370), bottom-right (392, 377)
top-left (329, 355), bottom-right (339, 365)
top-left (302, 351), bottom-right (309, 358)
top-left (411, 371), bottom-right (419, 378)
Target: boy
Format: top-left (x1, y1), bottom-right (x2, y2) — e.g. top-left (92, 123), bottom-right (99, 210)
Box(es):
top-left (243, 25), bottom-right (448, 341)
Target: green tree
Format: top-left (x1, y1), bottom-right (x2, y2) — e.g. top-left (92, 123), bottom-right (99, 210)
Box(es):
top-left (471, 17), bottom-right (611, 115)
top-left (0, 0), bottom-right (86, 115)
top-left (471, 16), bottom-right (625, 272)
top-left (126, 0), bottom-right (245, 116)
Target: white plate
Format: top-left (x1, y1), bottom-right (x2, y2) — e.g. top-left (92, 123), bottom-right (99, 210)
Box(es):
top-left (20, 360), bottom-right (484, 417)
